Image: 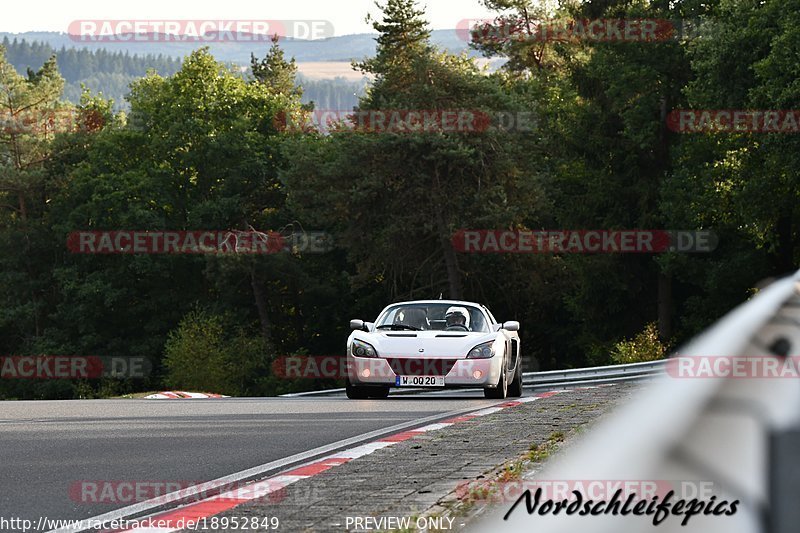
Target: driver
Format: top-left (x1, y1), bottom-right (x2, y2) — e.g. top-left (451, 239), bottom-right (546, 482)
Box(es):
top-left (445, 307), bottom-right (470, 331)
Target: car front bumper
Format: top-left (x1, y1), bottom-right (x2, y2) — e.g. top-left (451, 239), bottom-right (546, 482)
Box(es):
top-left (346, 355), bottom-right (502, 388)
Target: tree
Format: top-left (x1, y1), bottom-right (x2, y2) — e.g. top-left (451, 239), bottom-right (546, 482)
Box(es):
top-left (358, 0), bottom-right (431, 73)
top-left (354, 0), bottom-right (433, 104)
top-left (472, 0), bottom-right (699, 350)
top-left (0, 47), bottom-right (65, 351)
top-left (470, 0), bottom-right (563, 73)
top-left (659, 0), bottom-right (800, 334)
top-left (163, 309), bottom-right (269, 396)
top-left (0, 49), bottom-right (64, 220)
top-left (251, 35), bottom-right (302, 97)
top-left (46, 48), bottom-right (303, 382)
top-left (284, 1), bottom-right (545, 304)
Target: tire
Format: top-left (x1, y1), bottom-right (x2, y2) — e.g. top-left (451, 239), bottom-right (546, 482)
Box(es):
top-left (369, 386), bottom-right (391, 399)
top-left (508, 361), bottom-right (523, 398)
top-left (484, 367), bottom-right (508, 399)
top-left (345, 378), bottom-right (370, 399)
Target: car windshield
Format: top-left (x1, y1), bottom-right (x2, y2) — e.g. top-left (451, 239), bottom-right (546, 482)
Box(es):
top-left (376, 303), bottom-right (490, 332)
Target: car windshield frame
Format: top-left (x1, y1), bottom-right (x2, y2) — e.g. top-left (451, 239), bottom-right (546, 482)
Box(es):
top-left (375, 303), bottom-right (490, 333)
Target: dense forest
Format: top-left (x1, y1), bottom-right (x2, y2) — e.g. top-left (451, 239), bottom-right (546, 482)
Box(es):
top-left (3, 37), bottom-right (367, 111)
top-left (1, 0), bottom-right (796, 399)
top-left (297, 75), bottom-right (367, 113)
top-left (2, 37), bottom-right (182, 107)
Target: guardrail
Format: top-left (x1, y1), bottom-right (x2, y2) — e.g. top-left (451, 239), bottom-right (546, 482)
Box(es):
top-left (280, 360), bottom-right (665, 398)
top-left (523, 360), bottom-right (665, 388)
top-left (479, 271), bottom-right (800, 533)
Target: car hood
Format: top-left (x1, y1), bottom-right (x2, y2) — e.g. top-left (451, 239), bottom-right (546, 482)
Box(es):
top-left (351, 331), bottom-right (497, 358)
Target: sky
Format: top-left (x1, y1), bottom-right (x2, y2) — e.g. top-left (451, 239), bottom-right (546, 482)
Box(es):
top-left (3, 0), bottom-right (499, 36)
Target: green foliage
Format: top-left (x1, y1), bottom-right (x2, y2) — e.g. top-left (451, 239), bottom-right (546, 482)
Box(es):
top-left (676, 0), bottom-right (800, 275)
top-left (0, 45), bottom-right (66, 358)
top-left (163, 310), bottom-right (270, 396)
top-left (4, 37), bottom-right (372, 113)
top-left (286, 1), bottom-right (546, 304)
top-left (2, 37), bottom-right (182, 81)
top-left (471, 0), bottom-right (564, 72)
top-left (3, 36), bottom-right (182, 109)
top-left (251, 35), bottom-right (302, 97)
top-left (356, 0), bottom-right (432, 78)
top-left (611, 323), bottom-right (669, 365)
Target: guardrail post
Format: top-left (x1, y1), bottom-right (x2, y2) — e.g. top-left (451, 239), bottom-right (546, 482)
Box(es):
top-left (769, 427), bottom-right (800, 533)
top-left (768, 342), bottom-right (799, 533)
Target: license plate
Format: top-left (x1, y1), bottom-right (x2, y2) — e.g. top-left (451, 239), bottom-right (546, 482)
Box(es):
top-left (395, 375), bottom-right (445, 387)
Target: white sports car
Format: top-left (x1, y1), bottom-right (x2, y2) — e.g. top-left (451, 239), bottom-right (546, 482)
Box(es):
top-left (346, 300), bottom-right (522, 399)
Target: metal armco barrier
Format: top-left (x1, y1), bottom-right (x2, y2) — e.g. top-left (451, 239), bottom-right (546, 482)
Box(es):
top-left (475, 271), bottom-right (800, 533)
top-left (524, 360), bottom-right (666, 388)
top-left (280, 360), bottom-right (665, 398)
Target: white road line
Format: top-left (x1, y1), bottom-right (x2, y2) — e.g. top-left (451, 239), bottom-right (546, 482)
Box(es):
top-left (47, 401), bottom-right (509, 533)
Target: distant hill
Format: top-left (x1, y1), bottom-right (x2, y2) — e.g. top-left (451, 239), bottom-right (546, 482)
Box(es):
top-left (0, 30), bottom-right (479, 64)
top-left (1, 31), bottom-right (498, 112)
top-left (2, 37), bottom-right (183, 108)
top-left (2, 36), bottom-right (372, 111)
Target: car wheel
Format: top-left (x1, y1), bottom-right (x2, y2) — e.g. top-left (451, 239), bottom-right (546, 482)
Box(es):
top-left (345, 378), bottom-right (370, 399)
top-left (369, 386), bottom-right (391, 399)
top-left (484, 367), bottom-right (508, 399)
top-left (508, 361), bottom-right (523, 398)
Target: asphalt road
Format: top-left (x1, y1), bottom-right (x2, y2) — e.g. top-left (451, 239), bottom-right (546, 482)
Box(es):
top-left (0, 395), bottom-right (500, 526)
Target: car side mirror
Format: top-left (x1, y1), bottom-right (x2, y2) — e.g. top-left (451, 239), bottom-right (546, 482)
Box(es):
top-left (350, 319), bottom-right (366, 331)
top-left (502, 321), bottom-right (520, 332)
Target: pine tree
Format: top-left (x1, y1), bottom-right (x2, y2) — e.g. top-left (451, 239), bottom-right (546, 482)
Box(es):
top-left (355, 0), bottom-right (432, 77)
top-left (250, 35), bottom-right (301, 97)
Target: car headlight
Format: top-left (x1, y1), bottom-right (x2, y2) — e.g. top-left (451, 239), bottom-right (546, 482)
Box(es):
top-left (351, 339), bottom-right (378, 358)
top-left (467, 341), bottom-right (495, 359)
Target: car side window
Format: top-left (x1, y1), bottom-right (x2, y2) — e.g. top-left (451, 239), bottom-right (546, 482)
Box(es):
top-left (470, 310), bottom-right (487, 332)
top-left (383, 309), bottom-right (398, 324)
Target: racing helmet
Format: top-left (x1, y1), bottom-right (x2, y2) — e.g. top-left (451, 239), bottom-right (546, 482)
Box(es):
top-left (445, 306), bottom-right (470, 329)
